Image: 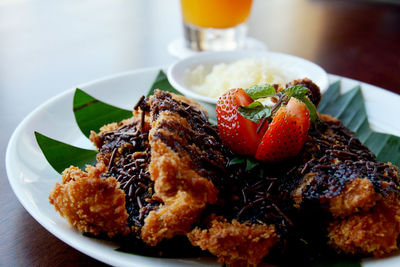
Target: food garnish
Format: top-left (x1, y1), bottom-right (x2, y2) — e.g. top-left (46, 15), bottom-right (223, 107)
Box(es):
top-left (216, 82), bottom-right (317, 162)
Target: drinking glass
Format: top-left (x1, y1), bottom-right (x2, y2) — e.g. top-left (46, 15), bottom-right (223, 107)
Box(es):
top-left (181, 0), bottom-right (253, 51)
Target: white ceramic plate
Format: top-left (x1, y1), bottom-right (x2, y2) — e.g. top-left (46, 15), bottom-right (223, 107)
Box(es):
top-left (6, 67), bottom-right (400, 267)
top-left (168, 51), bottom-right (329, 104)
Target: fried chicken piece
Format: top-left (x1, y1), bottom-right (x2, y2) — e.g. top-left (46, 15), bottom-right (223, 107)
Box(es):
top-left (142, 191), bottom-right (208, 245)
top-left (142, 132), bottom-right (218, 245)
top-left (148, 112), bottom-right (218, 201)
top-left (328, 194), bottom-right (400, 256)
top-left (49, 163), bottom-right (129, 237)
top-left (50, 90), bottom-right (227, 246)
top-left (49, 109), bottom-right (154, 237)
top-left (141, 90), bottom-right (224, 245)
top-left (329, 177), bottom-right (377, 218)
top-left (293, 176), bottom-right (378, 217)
top-left (188, 217), bottom-right (279, 267)
top-left (289, 114), bottom-right (400, 257)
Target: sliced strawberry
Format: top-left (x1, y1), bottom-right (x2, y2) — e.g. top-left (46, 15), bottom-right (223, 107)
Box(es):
top-left (255, 98), bottom-right (310, 162)
top-left (286, 96), bottom-right (310, 143)
top-left (216, 89), bottom-right (267, 155)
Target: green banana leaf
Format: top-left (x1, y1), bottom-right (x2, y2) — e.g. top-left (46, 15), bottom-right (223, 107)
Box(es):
top-left (73, 88), bottom-right (132, 138)
top-left (146, 70), bottom-right (181, 97)
top-left (34, 131), bottom-right (97, 174)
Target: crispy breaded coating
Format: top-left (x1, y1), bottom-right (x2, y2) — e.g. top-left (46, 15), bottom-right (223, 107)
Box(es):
top-left (318, 113), bottom-right (340, 123)
top-left (149, 113), bottom-right (218, 202)
top-left (49, 163), bottom-right (128, 237)
top-left (329, 177), bottom-right (377, 218)
top-left (188, 217), bottom-right (279, 267)
top-left (328, 194), bottom-right (400, 256)
top-left (141, 111), bottom-right (218, 245)
top-left (295, 176), bottom-right (378, 218)
top-left (141, 191), bottom-right (207, 245)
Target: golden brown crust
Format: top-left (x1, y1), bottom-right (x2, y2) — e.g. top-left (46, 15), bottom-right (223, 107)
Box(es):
top-left (318, 113), bottom-right (340, 123)
top-left (188, 217), bottom-right (279, 267)
top-left (141, 111), bottom-right (218, 245)
top-left (49, 163), bottom-right (129, 237)
top-left (328, 194), bottom-right (400, 256)
top-left (149, 135), bottom-right (218, 202)
top-left (329, 178), bottom-right (377, 218)
top-left (292, 173), bottom-right (377, 215)
top-left (141, 191), bottom-right (206, 245)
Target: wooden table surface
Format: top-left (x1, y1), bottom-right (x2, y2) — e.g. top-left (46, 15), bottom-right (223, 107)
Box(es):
top-left (1, 0), bottom-right (399, 266)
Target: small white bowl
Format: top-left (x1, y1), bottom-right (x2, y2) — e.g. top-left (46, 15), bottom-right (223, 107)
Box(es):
top-left (167, 51), bottom-right (329, 104)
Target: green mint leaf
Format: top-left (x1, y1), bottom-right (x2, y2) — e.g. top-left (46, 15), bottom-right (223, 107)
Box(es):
top-left (282, 84), bottom-right (309, 98)
top-left (245, 84), bottom-right (276, 100)
top-left (246, 158), bottom-right (260, 171)
top-left (229, 157), bottom-right (246, 165)
top-left (238, 101), bottom-right (271, 123)
top-left (295, 95), bottom-right (318, 123)
top-left (229, 156), bottom-right (260, 171)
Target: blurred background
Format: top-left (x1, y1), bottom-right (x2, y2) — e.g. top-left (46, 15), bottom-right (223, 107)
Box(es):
top-left (1, 0), bottom-right (399, 265)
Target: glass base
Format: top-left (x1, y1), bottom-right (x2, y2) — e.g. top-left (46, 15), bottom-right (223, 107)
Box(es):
top-left (183, 22), bottom-right (247, 51)
top-left (168, 37), bottom-right (268, 59)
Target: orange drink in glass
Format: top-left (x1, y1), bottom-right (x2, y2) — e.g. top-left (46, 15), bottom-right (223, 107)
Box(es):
top-left (180, 0), bottom-right (253, 51)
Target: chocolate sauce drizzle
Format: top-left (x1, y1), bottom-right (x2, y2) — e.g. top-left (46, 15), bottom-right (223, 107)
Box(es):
top-left (289, 119), bottom-right (400, 201)
top-left (149, 91), bottom-right (230, 184)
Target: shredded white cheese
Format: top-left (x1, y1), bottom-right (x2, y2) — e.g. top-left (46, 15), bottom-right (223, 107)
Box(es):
top-left (184, 58), bottom-right (288, 99)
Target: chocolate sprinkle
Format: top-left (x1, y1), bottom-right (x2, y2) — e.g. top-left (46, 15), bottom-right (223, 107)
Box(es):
top-left (134, 95), bottom-right (145, 111)
top-left (98, 112), bottom-right (160, 229)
